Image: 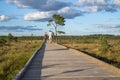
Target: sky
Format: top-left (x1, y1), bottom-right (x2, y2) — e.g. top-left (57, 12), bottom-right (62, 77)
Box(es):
top-left (0, 0), bottom-right (120, 36)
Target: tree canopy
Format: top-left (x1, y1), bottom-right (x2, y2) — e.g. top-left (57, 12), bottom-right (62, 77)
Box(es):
top-left (48, 14), bottom-right (65, 42)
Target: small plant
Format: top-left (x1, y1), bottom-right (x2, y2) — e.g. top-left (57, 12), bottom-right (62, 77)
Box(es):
top-left (7, 33), bottom-right (14, 44)
top-left (7, 33), bottom-right (18, 43)
top-left (0, 38), bottom-right (7, 47)
top-left (14, 37), bottom-right (18, 42)
top-left (99, 36), bottom-right (111, 53)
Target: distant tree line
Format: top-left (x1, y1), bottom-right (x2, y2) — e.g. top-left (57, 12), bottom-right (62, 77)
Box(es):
top-left (0, 33), bottom-right (45, 47)
top-left (57, 34), bottom-right (120, 40)
top-left (19, 36), bottom-right (43, 40)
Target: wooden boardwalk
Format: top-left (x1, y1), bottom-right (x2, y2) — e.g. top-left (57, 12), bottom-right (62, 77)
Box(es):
top-left (14, 42), bottom-right (120, 80)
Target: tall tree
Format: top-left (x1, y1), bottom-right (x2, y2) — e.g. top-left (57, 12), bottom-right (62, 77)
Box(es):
top-left (47, 14), bottom-right (65, 42)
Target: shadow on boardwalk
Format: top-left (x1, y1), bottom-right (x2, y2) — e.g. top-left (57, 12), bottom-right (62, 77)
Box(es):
top-left (20, 42), bottom-right (46, 80)
top-left (41, 43), bottom-right (120, 80)
top-left (14, 42), bottom-right (120, 80)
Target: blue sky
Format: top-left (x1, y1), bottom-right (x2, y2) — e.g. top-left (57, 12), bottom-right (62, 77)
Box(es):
top-left (0, 0), bottom-right (120, 36)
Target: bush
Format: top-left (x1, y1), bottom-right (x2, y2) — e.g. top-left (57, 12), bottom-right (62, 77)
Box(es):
top-left (0, 38), bottom-right (7, 47)
top-left (99, 36), bottom-right (111, 53)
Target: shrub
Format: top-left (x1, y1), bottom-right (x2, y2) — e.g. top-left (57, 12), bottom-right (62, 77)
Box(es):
top-left (0, 38), bottom-right (7, 47)
top-left (99, 36), bottom-right (111, 53)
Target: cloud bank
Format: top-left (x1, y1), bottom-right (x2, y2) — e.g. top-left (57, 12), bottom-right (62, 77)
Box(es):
top-left (75, 0), bottom-right (118, 13)
top-left (24, 7), bottom-right (83, 21)
top-left (6, 0), bottom-right (120, 21)
top-left (24, 11), bottom-right (54, 21)
top-left (58, 7), bottom-right (83, 19)
top-left (7, 0), bottom-right (70, 11)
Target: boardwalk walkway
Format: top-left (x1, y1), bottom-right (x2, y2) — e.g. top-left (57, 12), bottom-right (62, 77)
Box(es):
top-left (42, 43), bottom-right (120, 80)
top-left (15, 42), bottom-right (120, 80)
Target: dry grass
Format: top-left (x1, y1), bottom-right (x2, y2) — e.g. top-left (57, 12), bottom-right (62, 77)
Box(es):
top-left (0, 40), bottom-right (42, 80)
top-left (58, 38), bottom-right (120, 68)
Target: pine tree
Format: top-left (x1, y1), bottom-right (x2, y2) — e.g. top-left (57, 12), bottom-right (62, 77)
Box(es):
top-left (47, 14), bottom-right (65, 42)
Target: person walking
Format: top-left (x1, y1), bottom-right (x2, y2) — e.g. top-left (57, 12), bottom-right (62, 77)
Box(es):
top-left (44, 32), bottom-right (48, 42)
top-left (48, 30), bottom-right (53, 43)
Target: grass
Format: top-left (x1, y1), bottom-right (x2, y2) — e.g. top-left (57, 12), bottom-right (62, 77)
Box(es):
top-left (0, 40), bottom-right (42, 80)
top-left (57, 35), bottom-right (120, 68)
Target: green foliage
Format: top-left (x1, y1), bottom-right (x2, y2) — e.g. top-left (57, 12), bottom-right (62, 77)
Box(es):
top-left (7, 33), bottom-right (14, 44)
top-left (52, 14), bottom-right (65, 26)
top-left (99, 36), bottom-right (111, 53)
top-left (7, 33), bottom-right (18, 44)
top-left (0, 38), bottom-right (7, 47)
top-left (48, 14), bottom-right (65, 28)
top-left (57, 31), bottom-right (65, 34)
top-left (0, 40), bottom-right (42, 80)
top-left (79, 37), bottom-right (91, 43)
top-left (14, 37), bottom-right (18, 42)
top-left (19, 36), bottom-right (43, 40)
top-left (48, 14), bottom-right (65, 42)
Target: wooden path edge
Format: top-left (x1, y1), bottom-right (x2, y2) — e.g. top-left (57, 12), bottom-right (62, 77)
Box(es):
top-left (13, 41), bottom-right (45, 80)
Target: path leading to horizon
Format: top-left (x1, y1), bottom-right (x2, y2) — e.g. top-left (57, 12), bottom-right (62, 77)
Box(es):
top-left (41, 43), bottom-right (120, 80)
top-left (18, 42), bottom-right (120, 80)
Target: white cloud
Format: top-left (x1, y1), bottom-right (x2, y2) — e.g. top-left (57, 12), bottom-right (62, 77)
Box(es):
top-left (24, 11), bottom-right (54, 21)
top-left (6, 0), bottom-right (120, 21)
top-left (75, 0), bottom-right (118, 13)
top-left (114, 0), bottom-right (120, 6)
top-left (58, 7), bottom-right (71, 14)
top-left (7, 0), bottom-right (28, 8)
top-left (0, 15), bottom-right (13, 22)
top-left (7, 0), bottom-right (69, 11)
top-left (75, 0), bottom-right (106, 6)
top-left (7, 0), bottom-right (47, 8)
top-left (88, 6), bottom-right (99, 12)
top-left (58, 7), bottom-right (83, 19)
top-left (24, 7), bottom-right (83, 21)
